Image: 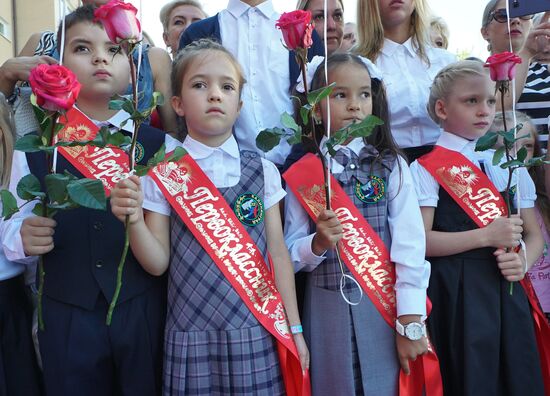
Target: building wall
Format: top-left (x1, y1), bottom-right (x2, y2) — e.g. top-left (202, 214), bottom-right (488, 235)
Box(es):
top-left (0, 0), bottom-right (79, 65)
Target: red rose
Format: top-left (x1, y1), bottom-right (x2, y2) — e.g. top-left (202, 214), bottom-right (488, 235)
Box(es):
top-left (94, 0), bottom-right (141, 44)
top-left (303, 23), bottom-right (314, 49)
top-left (484, 52), bottom-right (522, 82)
top-left (28, 64), bottom-right (81, 112)
top-left (276, 10), bottom-right (313, 50)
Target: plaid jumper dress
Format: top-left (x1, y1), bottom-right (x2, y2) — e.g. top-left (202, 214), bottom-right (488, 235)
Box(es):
top-left (163, 151), bottom-right (284, 395)
top-left (303, 147), bottom-right (400, 396)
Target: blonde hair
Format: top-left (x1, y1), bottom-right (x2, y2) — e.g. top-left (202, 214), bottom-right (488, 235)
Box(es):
top-left (159, 0), bottom-right (206, 32)
top-left (0, 94), bottom-right (15, 188)
top-left (355, 0), bottom-right (432, 64)
top-left (430, 16), bottom-right (449, 49)
top-left (481, 0), bottom-right (499, 29)
top-left (427, 60), bottom-right (488, 124)
top-left (490, 110), bottom-right (533, 132)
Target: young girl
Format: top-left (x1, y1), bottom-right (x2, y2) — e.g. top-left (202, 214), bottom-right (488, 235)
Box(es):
top-left (110, 39), bottom-right (308, 395)
top-left (284, 53), bottom-right (430, 395)
top-left (410, 60), bottom-right (545, 395)
top-left (0, 93), bottom-right (43, 395)
top-left (490, 111), bottom-right (550, 322)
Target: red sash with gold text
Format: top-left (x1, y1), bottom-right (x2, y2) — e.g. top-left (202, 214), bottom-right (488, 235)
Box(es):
top-left (419, 145), bottom-right (550, 392)
top-left (149, 153), bottom-right (310, 396)
top-left (284, 153), bottom-right (442, 396)
top-left (57, 108), bottom-right (130, 196)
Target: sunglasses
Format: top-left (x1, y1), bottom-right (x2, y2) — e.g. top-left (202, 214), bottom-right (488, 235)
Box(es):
top-left (489, 8), bottom-right (534, 23)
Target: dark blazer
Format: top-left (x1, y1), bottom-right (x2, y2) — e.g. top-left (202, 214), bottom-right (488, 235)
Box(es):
top-left (27, 124), bottom-right (166, 310)
top-left (179, 13), bottom-right (325, 89)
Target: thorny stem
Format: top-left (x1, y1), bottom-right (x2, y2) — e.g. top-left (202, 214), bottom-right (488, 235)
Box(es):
top-left (38, 113), bottom-right (59, 331)
top-left (107, 46), bottom-right (141, 325)
top-left (499, 84), bottom-right (515, 295)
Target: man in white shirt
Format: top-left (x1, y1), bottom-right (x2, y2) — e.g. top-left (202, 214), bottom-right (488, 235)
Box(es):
top-left (179, 0), bottom-right (324, 167)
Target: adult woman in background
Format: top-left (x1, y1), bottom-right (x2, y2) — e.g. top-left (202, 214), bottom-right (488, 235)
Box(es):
top-left (355, 0), bottom-right (456, 161)
top-left (296, 0), bottom-right (345, 56)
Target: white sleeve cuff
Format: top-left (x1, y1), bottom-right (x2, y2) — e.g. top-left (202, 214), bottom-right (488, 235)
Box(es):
top-left (396, 287), bottom-right (427, 317)
top-left (291, 233), bottom-right (326, 272)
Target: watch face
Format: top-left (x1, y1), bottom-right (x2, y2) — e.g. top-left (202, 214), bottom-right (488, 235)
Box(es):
top-left (405, 323), bottom-right (423, 341)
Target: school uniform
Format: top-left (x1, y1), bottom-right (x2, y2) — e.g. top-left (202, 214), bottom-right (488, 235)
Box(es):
top-left (142, 134), bottom-right (287, 395)
top-left (0, 111), bottom-right (174, 396)
top-left (179, 0), bottom-right (324, 166)
top-left (284, 137), bottom-right (430, 395)
top-left (410, 131), bottom-right (545, 396)
top-left (376, 39), bottom-right (456, 161)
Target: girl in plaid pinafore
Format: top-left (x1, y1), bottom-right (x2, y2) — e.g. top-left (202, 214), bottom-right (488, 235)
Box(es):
top-left (109, 39), bottom-right (309, 395)
top-left (284, 54), bottom-right (431, 395)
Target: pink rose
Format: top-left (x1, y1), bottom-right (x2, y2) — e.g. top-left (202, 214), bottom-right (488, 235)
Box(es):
top-left (94, 0), bottom-right (141, 44)
top-left (303, 23), bottom-right (314, 49)
top-left (276, 10), bottom-right (313, 50)
top-left (484, 52), bottom-right (522, 82)
top-left (28, 64), bottom-right (81, 112)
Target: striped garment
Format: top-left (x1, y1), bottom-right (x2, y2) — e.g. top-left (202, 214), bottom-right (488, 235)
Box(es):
top-left (163, 151), bottom-right (284, 396)
top-left (517, 62), bottom-right (550, 139)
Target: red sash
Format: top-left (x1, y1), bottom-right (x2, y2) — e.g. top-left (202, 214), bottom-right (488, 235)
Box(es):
top-left (149, 153), bottom-right (310, 396)
top-left (57, 108), bottom-right (130, 196)
top-left (283, 153), bottom-right (442, 396)
top-left (419, 145), bottom-right (550, 392)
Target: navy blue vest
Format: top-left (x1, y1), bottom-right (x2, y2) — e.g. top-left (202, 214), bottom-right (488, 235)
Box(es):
top-left (26, 124), bottom-right (166, 310)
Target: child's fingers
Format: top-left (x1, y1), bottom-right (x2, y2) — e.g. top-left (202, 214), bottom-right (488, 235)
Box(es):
top-left (398, 354), bottom-right (410, 375)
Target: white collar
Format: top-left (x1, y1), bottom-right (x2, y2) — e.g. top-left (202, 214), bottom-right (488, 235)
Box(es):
top-left (436, 130), bottom-right (477, 154)
top-left (320, 136), bottom-right (364, 159)
top-left (381, 37), bottom-right (417, 58)
top-left (226, 0), bottom-right (275, 19)
top-left (88, 109), bottom-right (135, 134)
top-left (183, 134), bottom-right (240, 160)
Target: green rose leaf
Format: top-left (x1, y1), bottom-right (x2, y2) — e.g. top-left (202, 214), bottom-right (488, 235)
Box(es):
top-left (121, 100), bottom-right (135, 117)
top-left (281, 112), bottom-right (300, 133)
top-left (17, 174), bottom-right (45, 200)
top-left (300, 104), bottom-right (312, 126)
top-left (45, 173), bottom-right (71, 203)
top-left (166, 147), bottom-right (187, 163)
top-left (0, 190), bottom-right (19, 220)
top-left (287, 129), bottom-right (303, 145)
top-left (348, 115), bottom-right (384, 138)
top-left (147, 143), bottom-right (167, 168)
top-left (134, 164), bottom-right (150, 177)
top-left (67, 179), bottom-right (107, 211)
top-left (307, 83), bottom-right (335, 106)
top-left (106, 131), bottom-right (132, 147)
top-left (475, 131), bottom-right (498, 151)
top-left (516, 146), bottom-right (528, 163)
top-left (256, 128), bottom-right (285, 152)
top-left (500, 159), bottom-right (524, 169)
top-left (492, 146), bottom-right (505, 166)
top-left (15, 135), bottom-right (44, 153)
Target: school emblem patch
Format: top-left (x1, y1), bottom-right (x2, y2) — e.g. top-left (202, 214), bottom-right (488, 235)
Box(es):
top-left (355, 176), bottom-right (386, 204)
top-left (134, 142), bottom-right (145, 163)
top-left (234, 193), bottom-right (264, 226)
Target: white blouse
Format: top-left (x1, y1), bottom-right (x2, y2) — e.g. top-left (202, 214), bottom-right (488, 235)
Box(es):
top-left (142, 134), bottom-right (286, 216)
top-left (376, 39), bottom-right (457, 148)
top-left (410, 130), bottom-right (536, 208)
top-left (284, 137), bottom-right (430, 317)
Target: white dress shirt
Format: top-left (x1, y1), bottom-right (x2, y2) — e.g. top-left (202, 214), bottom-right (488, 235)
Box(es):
top-left (218, 0), bottom-right (293, 166)
top-left (0, 110), bottom-right (177, 263)
top-left (142, 134), bottom-right (286, 216)
top-left (284, 137), bottom-right (430, 316)
top-left (410, 130), bottom-right (536, 208)
top-left (0, 201), bottom-right (24, 280)
top-left (376, 39), bottom-right (456, 148)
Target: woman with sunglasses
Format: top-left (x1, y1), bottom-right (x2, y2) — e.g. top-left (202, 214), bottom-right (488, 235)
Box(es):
top-left (481, 0), bottom-right (550, 112)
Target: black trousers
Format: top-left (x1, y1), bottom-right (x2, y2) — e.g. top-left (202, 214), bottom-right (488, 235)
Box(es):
top-left (0, 275), bottom-right (43, 396)
top-left (38, 285), bottom-right (166, 396)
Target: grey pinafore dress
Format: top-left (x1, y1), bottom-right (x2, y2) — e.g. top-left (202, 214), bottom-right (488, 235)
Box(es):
top-left (303, 148), bottom-right (400, 396)
top-left (163, 151), bottom-right (284, 395)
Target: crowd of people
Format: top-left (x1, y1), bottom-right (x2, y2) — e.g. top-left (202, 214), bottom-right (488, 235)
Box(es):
top-left (1, 0), bottom-right (550, 395)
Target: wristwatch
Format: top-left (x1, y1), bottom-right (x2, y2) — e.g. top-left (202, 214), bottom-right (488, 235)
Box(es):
top-left (395, 319), bottom-right (426, 341)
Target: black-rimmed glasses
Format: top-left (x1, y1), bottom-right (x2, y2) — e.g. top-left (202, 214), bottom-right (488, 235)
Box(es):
top-left (490, 8), bottom-right (534, 23)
